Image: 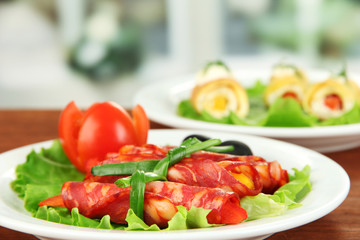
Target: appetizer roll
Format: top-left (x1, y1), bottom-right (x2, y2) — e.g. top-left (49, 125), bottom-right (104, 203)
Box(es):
top-left (334, 72), bottom-right (360, 105)
top-left (264, 64), bottom-right (308, 106)
top-left (167, 158), bottom-right (262, 197)
top-left (191, 78), bottom-right (249, 119)
top-left (191, 61), bottom-right (249, 119)
top-left (61, 181), bottom-right (247, 227)
top-left (190, 151), bottom-right (289, 194)
top-left (85, 144), bottom-right (289, 195)
top-left (303, 78), bottom-right (355, 120)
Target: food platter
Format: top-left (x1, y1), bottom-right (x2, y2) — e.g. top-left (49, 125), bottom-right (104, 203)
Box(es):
top-left (134, 70), bottom-right (360, 152)
top-left (0, 129), bottom-right (350, 240)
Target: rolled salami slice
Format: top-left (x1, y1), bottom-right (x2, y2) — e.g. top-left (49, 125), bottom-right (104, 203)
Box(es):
top-left (84, 144), bottom-right (167, 182)
top-left (61, 181), bottom-right (247, 227)
top-left (188, 151), bottom-right (289, 193)
top-left (167, 158), bottom-right (262, 197)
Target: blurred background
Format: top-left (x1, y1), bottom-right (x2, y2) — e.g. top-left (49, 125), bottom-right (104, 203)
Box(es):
top-left (1, 0), bottom-right (360, 109)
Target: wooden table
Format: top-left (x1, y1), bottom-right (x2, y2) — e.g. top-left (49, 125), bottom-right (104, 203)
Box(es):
top-left (0, 110), bottom-right (359, 240)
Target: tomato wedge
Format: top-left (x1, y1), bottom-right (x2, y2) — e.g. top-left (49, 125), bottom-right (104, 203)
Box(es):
top-left (132, 104), bottom-right (150, 145)
top-left (58, 101), bottom-right (149, 173)
top-left (58, 101), bottom-right (84, 171)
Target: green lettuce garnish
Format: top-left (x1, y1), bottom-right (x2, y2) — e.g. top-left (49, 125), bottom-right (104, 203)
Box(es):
top-left (241, 165), bottom-right (311, 221)
top-left (177, 81), bottom-right (360, 127)
top-left (11, 140), bottom-right (311, 230)
top-left (262, 98), bottom-right (316, 127)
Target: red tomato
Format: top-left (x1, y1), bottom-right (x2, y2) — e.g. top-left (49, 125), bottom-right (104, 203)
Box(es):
top-left (58, 101), bottom-right (149, 173)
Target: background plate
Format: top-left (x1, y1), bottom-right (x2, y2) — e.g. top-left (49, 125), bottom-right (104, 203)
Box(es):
top-left (134, 70), bottom-right (360, 152)
top-left (0, 129), bottom-right (350, 240)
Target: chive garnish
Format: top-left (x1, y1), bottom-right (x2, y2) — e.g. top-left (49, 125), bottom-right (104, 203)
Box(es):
top-left (91, 137), bottom-right (225, 220)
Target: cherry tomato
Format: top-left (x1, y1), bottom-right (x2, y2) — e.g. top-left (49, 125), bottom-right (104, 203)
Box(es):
top-left (58, 101), bottom-right (149, 173)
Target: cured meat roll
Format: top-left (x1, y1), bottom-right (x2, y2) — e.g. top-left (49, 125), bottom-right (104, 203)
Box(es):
top-left (61, 181), bottom-right (247, 227)
top-left (84, 144), bottom-right (167, 183)
top-left (189, 151), bottom-right (289, 193)
top-left (303, 78), bottom-right (355, 120)
top-left (167, 158), bottom-right (262, 197)
top-left (86, 146), bottom-right (288, 194)
top-left (264, 64), bottom-right (308, 106)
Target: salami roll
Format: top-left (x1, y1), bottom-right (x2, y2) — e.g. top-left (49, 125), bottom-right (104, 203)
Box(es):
top-left (84, 144), bottom-right (167, 182)
top-left (167, 158), bottom-right (262, 197)
top-left (61, 181), bottom-right (247, 227)
top-left (189, 151), bottom-right (289, 193)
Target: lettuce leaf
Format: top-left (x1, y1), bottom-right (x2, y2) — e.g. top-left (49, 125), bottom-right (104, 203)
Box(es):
top-left (11, 140), bottom-right (84, 199)
top-left (319, 103), bottom-right (360, 126)
top-left (262, 98), bottom-right (316, 127)
top-left (241, 165), bottom-right (311, 221)
top-left (11, 140), bottom-right (311, 231)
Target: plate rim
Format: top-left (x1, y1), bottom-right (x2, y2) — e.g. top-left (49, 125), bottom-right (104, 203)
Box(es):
top-left (0, 129), bottom-right (350, 240)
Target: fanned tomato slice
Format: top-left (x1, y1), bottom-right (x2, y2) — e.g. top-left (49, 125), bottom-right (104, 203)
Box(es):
top-left (58, 101), bottom-right (84, 171)
top-left (132, 104), bottom-right (150, 145)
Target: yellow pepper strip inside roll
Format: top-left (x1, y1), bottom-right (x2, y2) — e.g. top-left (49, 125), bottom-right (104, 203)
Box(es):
top-left (303, 79), bottom-right (355, 120)
top-left (191, 78), bottom-right (249, 119)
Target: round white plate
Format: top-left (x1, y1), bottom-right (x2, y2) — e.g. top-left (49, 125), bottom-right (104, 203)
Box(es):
top-left (0, 129), bottom-right (350, 240)
top-left (134, 70), bottom-right (360, 152)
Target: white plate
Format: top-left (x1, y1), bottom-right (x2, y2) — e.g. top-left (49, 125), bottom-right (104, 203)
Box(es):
top-left (134, 70), bottom-right (360, 152)
top-left (0, 129), bottom-right (350, 240)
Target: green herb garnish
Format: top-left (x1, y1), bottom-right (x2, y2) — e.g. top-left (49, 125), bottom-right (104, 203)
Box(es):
top-left (93, 137), bottom-right (222, 220)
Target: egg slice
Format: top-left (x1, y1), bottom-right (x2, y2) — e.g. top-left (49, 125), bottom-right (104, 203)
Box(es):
top-left (303, 79), bottom-right (355, 120)
top-left (191, 78), bottom-right (249, 119)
